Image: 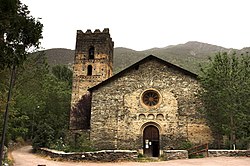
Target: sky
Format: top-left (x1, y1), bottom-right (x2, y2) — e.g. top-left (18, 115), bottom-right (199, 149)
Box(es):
top-left (21, 0), bottom-right (250, 51)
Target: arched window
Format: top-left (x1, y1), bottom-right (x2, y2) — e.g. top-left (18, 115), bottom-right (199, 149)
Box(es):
top-left (89, 46), bottom-right (94, 59)
top-left (87, 65), bottom-right (92, 76)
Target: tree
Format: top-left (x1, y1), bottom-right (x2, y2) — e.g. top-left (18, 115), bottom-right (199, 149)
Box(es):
top-left (32, 63), bottom-right (71, 150)
top-left (0, 51), bottom-right (71, 149)
top-left (8, 53), bottom-right (49, 141)
top-left (0, 0), bottom-right (43, 164)
top-left (0, 0), bottom-right (43, 68)
top-left (0, 51), bottom-right (72, 151)
top-left (52, 65), bottom-right (73, 87)
top-left (199, 52), bottom-right (250, 149)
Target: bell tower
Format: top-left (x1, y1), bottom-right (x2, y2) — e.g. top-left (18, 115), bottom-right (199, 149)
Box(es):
top-left (70, 28), bottom-right (113, 130)
top-left (70, 28), bottom-right (114, 108)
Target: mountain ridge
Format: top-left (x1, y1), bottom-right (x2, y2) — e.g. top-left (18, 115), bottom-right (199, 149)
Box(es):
top-left (42, 41), bottom-right (249, 74)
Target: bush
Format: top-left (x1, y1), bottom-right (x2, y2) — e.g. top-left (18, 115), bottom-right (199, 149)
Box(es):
top-left (137, 153), bottom-right (144, 158)
top-left (64, 132), bottom-right (95, 152)
top-left (178, 141), bottom-right (193, 150)
top-left (15, 136), bottom-right (25, 145)
top-left (50, 132), bottom-right (95, 152)
top-left (50, 137), bottom-right (65, 151)
top-left (236, 137), bottom-right (250, 150)
top-left (32, 123), bottom-right (54, 150)
top-left (189, 153), bottom-right (204, 158)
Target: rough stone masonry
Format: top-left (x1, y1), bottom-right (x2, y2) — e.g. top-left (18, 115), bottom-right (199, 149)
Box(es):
top-left (69, 28), bottom-right (213, 157)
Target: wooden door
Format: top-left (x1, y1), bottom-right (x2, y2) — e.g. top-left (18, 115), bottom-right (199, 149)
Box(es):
top-left (143, 125), bottom-right (159, 157)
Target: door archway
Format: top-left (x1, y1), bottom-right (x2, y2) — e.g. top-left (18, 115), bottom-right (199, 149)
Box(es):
top-left (143, 125), bottom-right (159, 157)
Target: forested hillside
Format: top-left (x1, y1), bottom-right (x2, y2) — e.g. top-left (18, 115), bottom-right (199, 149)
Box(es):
top-left (43, 41), bottom-right (247, 74)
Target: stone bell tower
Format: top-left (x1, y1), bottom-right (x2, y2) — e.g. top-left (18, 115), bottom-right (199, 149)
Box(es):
top-left (70, 28), bottom-right (114, 129)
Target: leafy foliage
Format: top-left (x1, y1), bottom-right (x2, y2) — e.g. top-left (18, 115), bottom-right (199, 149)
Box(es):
top-left (178, 140), bottom-right (193, 150)
top-left (0, 1), bottom-right (43, 164)
top-left (199, 52), bottom-right (250, 149)
top-left (0, 0), bottom-right (43, 69)
top-left (0, 53), bottom-right (72, 149)
top-left (32, 123), bottom-right (55, 148)
top-left (52, 65), bottom-right (72, 87)
top-left (51, 132), bottom-right (95, 152)
top-left (0, 6), bottom-right (70, 146)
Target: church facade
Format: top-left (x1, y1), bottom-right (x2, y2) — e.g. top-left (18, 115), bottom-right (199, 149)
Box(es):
top-left (70, 29), bottom-right (213, 157)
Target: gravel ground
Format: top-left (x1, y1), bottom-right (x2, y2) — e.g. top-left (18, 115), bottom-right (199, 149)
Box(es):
top-left (11, 146), bottom-right (250, 166)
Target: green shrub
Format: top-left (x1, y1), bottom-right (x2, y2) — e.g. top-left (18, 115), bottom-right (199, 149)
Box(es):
top-left (32, 123), bottom-right (54, 150)
top-left (50, 132), bottom-right (95, 152)
top-left (50, 137), bottom-right (65, 151)
top-left (236, 137), bottom-right (250, 150)
top-left (189, 153), bottom-right (204, 158)
top-left (15, 136), bottom-right (25, 145)
top-left (137, 153), bottom-right (144, 158)
top-left (178, 141), bottom-right (193, 150)
top-left (64, 133), bottom-right (95, 152)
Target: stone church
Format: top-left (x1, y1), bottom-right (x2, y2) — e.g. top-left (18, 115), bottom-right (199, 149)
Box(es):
top-left (69, 28), bottom-right (213, 157)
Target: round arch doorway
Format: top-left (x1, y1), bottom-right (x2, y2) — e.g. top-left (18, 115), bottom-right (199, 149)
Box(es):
top-left (143, 125), bottom-right (160, 157)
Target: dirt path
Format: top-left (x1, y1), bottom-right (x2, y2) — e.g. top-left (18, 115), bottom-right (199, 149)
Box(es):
top-left (11, 146), bottom-right (250, 166)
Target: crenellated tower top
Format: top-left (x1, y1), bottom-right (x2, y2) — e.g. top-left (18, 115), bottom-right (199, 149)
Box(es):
top-left (76, 28), bottom-right (110, 34)
top-left (75, 28), bottom-right (114, 57)
top-left (71, 28), bottom-right (114, 106)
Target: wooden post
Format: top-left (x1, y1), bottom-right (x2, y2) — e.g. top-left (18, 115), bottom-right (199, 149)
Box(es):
top-left (206, 143), bottom-right (209, 157)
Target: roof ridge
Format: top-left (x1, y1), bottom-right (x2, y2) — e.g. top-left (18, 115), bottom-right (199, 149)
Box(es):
top-left (89, 55), bottom-right (198, 91)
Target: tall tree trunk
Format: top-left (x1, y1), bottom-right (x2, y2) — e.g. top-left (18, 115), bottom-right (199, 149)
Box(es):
top-left (0, 65), bottom-right (16, 165)
top-left (230, 112), bottom-right (236, 149)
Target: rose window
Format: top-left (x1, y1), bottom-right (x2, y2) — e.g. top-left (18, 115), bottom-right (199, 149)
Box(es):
top-left (142, 90), bottom-right (160, 106)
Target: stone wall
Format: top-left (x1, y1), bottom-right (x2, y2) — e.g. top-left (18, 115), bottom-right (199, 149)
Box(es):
top-left (36, 148), bottom-right (250, 162)
top-left (90, 58), bottom-right (213, 151)
top-left (2, 146), bottom-right (7, 162)
top-left (38, 148), bottom-right (138, 162)
top-left (208, 150), bottom-right (250, 157)
top-left (163, 150), bottom-right (188, 160)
